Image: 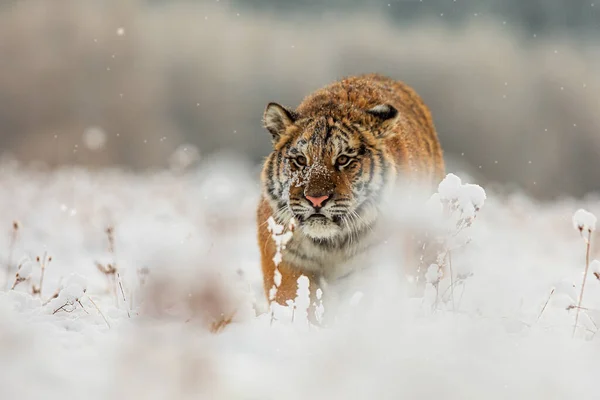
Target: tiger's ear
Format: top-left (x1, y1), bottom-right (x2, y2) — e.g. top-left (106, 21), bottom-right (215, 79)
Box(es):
top-left (263, 102), bottom-right (296, 144)
top-left (366, 104), bottom-right (399, 137)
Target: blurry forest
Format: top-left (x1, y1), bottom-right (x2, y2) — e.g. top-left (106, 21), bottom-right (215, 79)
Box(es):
top-left (1, 0), bottom-right (599, 199)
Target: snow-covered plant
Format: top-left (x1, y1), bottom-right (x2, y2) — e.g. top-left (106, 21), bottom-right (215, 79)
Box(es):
top-left (45, 273), bottom-right (110, 328)
top-left (47, 274), bottom-right (88, 314)
top-left (571, 208), bottom-right (596, 337)
top-left (424, 173), bottom-right (486, 310)
top-left (431, 173), bottom-right (486, 237)
top-left (573, 209), bottom-right (597, 238)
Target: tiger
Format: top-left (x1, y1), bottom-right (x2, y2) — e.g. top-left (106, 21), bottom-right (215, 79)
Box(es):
top-left (256, 73), bottom-right (445, 318)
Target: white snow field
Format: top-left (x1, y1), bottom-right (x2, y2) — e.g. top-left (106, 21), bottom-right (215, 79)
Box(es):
top-left (1, 154), bottom-right (600, 400)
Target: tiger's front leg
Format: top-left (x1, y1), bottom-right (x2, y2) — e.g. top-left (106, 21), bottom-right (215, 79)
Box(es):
top-left (258, 205), bottom-right (321, 323)
top-left (260, 257), bottom-right (319, 311)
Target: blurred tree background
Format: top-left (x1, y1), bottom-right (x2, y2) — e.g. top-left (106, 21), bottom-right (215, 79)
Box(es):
top-left (0, 0), bottom-right (599, 199)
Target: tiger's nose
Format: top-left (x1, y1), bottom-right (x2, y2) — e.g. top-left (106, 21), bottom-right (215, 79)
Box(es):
top-left (305, 194), bottom-right (330, 208)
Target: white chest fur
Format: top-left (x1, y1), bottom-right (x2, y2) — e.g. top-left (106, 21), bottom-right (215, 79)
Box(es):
top-left (282, 225), bottom-right (387, 282)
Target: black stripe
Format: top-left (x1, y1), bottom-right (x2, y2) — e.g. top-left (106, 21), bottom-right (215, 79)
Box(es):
top-left (275, 151), bottom-right (282, 183)
top-left (265, 154), bottom-right (277, 198)
top-left (266, 153), bottom-right (274, 180)
top-left (323, 123), bottom-right (333, 143)
top-left (338, 121), bottom-right (355, 140)
top-left (356, 156), bottom-right (365, 178)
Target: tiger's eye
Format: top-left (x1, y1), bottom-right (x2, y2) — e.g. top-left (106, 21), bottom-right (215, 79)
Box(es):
top-left (336, 155), bottom-right (350, 166)
top-left (295, 155), bottom-right (307, 166)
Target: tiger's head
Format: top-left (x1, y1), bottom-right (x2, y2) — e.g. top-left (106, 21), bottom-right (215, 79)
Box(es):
top-left (261, 102), bottom-right (400, 241)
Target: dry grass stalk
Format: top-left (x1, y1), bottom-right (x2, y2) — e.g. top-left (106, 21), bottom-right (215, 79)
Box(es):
top-left (10, 275), bottom-right (26, 290)
top-left (31, 253), bottom-right (51, 296)
top-left (209, 312), bottom-right (236, 334)
top-left (10, 259), bottom-right (29, 290)
top-left (447, 250), bottom-right (456, 311)
top-left (95, 261), bottom-right (117, 298)
top-left (85, 295), bottom-right (111, 329)
top-left (5, 220), bottom-right (19, 289)
top-left (95, 226), bottom-right (130, 317)
top-left (573, 229), bottom-right (593, 337)
top-left (106, 226), bottom-right (130, 318)
top-left (537, 288), bottom-right (555, 322)
top-left (116, 273), bottom-right (130, 318)
top-left (42, 286), bottom-right (61, 306)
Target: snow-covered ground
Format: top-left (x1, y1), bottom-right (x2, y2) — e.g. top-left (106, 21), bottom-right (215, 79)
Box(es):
top-left (1, 154), bottom-right (600, 400)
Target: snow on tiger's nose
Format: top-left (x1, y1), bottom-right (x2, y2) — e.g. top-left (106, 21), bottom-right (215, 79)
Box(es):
top-left (302, 162), bottom-right (333, 193)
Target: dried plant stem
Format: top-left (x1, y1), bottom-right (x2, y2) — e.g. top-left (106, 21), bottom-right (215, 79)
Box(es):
top-left (116, 271), bottom-right (130, 318)
top-left (38, 269), bottom-right (46, 295)
top-left (35, 253), bottom-right (51, 297)
top-left (77, 300), bottom-right (90, 314)
top-left (448, 250), bottom-right (456, 311)
top-left (42, 286), bottom-right (61, 306)
top-left (537, 288), bottom-right (555, 322)
top-left (105, 226), bottom-right (130, 318)
top-left (5, 222), bottom-right (19, 289)
top-left (573, 230), bottom-right (592, 337)
top-left (10, 277), bottom-right (22, 290)
top-left (269, 303), bottom-right (276, 326)
top-left (52, 303), bottom-right (73, 314)
top-left (86, 295), bottom-right (111, 329)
